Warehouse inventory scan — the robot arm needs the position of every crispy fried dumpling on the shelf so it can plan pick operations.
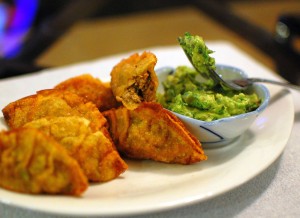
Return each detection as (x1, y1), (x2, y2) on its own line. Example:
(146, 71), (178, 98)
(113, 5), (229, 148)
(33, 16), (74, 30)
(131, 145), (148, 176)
(0, 128), (88, 195)
(2, 89), (128, 182)
(103, 102), (207, 164)
(24, 116), (128, 182)
(110, 52), (158, 110)
(55, 74), (119, 111)
(2, 89), (106, 131)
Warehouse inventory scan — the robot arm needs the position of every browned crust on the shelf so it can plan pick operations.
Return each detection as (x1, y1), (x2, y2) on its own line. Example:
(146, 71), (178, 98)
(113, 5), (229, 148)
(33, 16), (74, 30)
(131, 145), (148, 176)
(0, 128), (88, 196)
(2, 89), (107, 130)
(2, 89), (128, 182)
(104, 102), (207, 164)
(55, 74), (119, 111)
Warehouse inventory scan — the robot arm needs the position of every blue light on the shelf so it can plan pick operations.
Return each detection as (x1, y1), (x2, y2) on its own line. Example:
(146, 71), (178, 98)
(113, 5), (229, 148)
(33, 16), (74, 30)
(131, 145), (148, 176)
(0, 0), (39, 58)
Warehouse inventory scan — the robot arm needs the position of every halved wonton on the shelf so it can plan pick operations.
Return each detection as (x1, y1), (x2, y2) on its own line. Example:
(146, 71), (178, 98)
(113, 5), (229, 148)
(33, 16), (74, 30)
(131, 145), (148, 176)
(0, 128), (88, 195)
(110, 52), (158, 110)
(103, 102), (207, 164)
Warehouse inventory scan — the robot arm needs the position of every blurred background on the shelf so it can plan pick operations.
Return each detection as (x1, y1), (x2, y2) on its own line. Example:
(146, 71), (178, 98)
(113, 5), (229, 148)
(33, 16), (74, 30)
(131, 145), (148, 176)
(0, 0), (299, 85)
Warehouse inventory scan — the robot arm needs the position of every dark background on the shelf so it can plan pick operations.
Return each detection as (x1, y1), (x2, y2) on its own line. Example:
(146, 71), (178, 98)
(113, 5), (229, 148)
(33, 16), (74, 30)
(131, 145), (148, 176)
(0, 0), (299, 85)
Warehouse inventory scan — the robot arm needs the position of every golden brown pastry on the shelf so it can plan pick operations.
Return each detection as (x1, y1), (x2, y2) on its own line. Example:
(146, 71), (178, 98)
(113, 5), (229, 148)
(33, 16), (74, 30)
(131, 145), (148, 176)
(0, 128), (88, 196)
(2, 89), (128, 182)
(24, 116), (128, 182)
(110, 52), (158, 110)
(55, 74), (119, 111)
(103, 102), (207, 164)
(2, 89), (107, 131)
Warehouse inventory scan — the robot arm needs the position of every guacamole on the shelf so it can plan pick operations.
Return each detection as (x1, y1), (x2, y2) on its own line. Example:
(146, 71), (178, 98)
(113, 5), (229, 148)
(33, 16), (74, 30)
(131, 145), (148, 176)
(178, 32), (216, 85)
(158, 66), (261, 122)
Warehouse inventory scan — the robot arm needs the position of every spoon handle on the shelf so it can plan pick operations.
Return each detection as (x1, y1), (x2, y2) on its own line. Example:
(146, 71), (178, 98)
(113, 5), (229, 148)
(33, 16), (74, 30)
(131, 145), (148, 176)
(246, 78), (300, 91)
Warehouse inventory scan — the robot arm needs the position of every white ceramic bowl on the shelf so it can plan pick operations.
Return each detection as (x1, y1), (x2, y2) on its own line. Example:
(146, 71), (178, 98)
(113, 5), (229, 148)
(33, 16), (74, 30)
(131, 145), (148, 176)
(156, 65), (270, 147)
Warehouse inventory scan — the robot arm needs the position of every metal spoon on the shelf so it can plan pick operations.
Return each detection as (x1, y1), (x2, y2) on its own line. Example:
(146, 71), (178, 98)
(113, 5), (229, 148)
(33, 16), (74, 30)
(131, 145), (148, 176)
(182, 48), (300, 91)
(207, 67), (300, 91)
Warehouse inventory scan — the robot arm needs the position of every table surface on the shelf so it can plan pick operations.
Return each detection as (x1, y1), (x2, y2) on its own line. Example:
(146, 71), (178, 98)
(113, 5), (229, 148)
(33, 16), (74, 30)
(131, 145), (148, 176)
(1, 1), (300, 217)
(36, 3), (278, 69)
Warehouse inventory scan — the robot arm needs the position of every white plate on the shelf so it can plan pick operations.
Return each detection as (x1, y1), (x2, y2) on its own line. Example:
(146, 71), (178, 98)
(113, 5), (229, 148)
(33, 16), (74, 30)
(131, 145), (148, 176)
(0, 43), (294, 217)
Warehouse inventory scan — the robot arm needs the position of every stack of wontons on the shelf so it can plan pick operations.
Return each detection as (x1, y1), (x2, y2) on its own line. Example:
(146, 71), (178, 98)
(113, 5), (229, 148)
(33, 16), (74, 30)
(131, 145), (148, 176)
(0, 51), (207, 196)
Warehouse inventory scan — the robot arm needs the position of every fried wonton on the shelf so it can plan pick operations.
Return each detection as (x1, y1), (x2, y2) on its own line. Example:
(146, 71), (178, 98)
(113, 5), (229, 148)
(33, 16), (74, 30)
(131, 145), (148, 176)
(55, 74), (119, 111)
(103, 102), (207, 164)
(24, 116), (128, 182)
(0, 128), (88, 195)
(2, 89), (106, 130)
(2, 89), (128, 182)
(110, 51), (158, 110)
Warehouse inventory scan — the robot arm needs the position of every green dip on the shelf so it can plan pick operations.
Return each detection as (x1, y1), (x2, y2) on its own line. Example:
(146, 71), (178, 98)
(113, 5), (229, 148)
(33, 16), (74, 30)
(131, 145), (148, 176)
(157, 33), (261, 121)
(178, 32), (216, 86)
(157, 66), (261, 122)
